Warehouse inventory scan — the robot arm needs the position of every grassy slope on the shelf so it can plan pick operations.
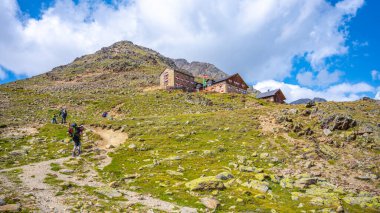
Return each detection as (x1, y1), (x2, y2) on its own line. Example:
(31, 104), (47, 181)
(0, 41), (379, 212)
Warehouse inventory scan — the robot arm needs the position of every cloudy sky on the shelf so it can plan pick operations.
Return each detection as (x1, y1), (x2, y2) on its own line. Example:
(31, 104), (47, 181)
(0, 0), (379, 102)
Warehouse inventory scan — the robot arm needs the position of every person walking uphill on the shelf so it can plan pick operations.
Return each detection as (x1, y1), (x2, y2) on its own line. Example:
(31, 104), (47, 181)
(60, 108), (68, 124)
(68, 123), (84, 157)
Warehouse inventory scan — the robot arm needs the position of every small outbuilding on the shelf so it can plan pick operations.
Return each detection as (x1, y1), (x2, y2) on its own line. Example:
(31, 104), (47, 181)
(256, 89), (286, 103)
(160, 68), (195, 92)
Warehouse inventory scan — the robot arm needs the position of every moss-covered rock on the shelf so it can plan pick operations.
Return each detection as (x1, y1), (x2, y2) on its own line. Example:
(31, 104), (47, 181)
(242, 180), (269, 193)
(280, 177), (294, 189)
(185, 176), (225, 191)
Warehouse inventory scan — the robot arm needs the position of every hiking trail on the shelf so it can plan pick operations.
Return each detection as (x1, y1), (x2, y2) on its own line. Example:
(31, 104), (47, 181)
(0, 127), (197, 213)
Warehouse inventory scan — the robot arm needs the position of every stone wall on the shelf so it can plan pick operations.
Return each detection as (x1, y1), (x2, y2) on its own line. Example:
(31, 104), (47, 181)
(160, 68), (195, 91)
(160, 69), (175, 89)
(204, 82), (227, 93)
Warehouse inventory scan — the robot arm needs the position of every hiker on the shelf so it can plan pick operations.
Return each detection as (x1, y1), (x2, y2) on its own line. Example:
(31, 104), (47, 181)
(51, 114), (58, 124)
(68, 123), (84, 157)
(102, 112), (108, 118)
(60, 108), (68, 124)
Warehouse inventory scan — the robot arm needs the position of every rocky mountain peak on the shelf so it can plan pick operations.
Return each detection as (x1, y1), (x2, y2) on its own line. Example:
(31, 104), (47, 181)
(173, 58), (228, 80)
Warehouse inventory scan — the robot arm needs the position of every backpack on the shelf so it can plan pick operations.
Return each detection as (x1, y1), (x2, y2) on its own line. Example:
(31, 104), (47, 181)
(68, 126), (81, 138)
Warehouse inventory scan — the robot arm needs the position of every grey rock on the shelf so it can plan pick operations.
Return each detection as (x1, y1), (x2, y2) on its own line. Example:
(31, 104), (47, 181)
(128, 143), (137, 149)
(95, 187), (122, 198)
(60, 169), (74, 174)
(200, 197), (220, 209)
(323, 129), (332, 136)
(0, 203), (21, 212)
(180, 207), (197, 213)
(216, 172), (234, 180)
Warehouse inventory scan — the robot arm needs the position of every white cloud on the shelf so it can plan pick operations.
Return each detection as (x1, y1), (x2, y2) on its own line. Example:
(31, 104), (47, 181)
(296, 69), (344, 86)
(0, 67), (7, 80)
(375, 88), (380, 100)
(253, 80), (375, 102)
(371, 69), (380, 80)
(0, 0), (364, 82)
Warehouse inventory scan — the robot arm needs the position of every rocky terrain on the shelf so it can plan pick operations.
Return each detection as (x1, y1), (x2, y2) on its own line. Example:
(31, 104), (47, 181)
(290, 98), (327, 105)
(0, 41), (379, 212)
(173, 59), (228, 80)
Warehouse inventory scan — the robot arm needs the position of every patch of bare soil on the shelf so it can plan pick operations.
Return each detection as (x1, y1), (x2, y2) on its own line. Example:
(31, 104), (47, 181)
(0, 156), (197, 212)
(89, 127), (128, 149)
(0, 125), (40, 138)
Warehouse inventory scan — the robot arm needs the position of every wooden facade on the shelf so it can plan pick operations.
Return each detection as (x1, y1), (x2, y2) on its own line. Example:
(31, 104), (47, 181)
(160, 68), (195, 92)
(204, 73), (248, 94)
(256, 89), (286, 103)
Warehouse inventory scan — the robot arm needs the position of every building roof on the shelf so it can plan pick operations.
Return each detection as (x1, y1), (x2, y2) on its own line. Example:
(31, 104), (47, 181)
(160, 68), (194, 77)
(213, 73), (248, 88)
(256, 89), (281, 98)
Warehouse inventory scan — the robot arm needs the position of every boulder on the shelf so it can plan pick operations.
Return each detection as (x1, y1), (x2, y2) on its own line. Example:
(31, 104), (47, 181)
(9, 150), (25, 156)
(288, 109), (298, 114)
(280, 177), (294, 189)
(128, 143), (137, 149)
(60, 169), (74, 174)
(180, 207), (198, 213)
(215, 172), (234, 180)
(323, 129), (332, 136)
(242, 180), (269, 193)
(294, 177), (318, 189)
(123, 173), (140, 179)
(200, 197), (220, 209)
(166, 170), (183, 176)
(255, 173), (269, 181)
(305, 101), (316, 108)
(321, 115), (356, 131)
(185, 176), (225, 191)
(239, 166), (262, 173)
(310, 197), (324, 206)
(254, 194), (266, 199)
(0, 203), (21, 212)
(318, 144), (338, 159)
(95, 187), (122, 198)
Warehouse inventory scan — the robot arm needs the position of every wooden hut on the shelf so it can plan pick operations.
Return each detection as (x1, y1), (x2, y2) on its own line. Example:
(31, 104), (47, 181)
(204, 73), (248, 94)
(256, 89), (286, 103)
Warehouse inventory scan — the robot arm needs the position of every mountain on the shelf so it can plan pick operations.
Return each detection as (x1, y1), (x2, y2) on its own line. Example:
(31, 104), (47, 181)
(28, 41), (177, 91)
(0, 41), (379, 212)
(290, 97), (327, 105)
(173, 58), (228, 80)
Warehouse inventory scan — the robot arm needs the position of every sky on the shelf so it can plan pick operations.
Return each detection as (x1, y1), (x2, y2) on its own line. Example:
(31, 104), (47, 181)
(0, 0), (379, 102)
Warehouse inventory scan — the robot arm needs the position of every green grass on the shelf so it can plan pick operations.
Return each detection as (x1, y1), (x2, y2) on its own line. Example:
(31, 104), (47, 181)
(1, 78), (379, 212)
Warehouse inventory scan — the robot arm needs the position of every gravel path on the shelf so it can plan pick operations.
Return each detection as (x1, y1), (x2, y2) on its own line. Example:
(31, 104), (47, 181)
(0, 127), (197, 213)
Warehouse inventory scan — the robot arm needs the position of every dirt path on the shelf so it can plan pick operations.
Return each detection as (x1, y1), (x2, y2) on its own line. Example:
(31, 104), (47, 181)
(89, 127), (128, 149)
(0, 128), (197, 213)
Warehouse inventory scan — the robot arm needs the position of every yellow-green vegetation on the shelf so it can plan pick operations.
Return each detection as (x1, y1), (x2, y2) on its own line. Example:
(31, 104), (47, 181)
(0, 124), (71, 168)
(0, 41), (379, 212)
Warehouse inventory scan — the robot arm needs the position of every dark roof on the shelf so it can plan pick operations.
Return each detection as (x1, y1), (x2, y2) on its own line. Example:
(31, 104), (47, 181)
(256, 89), (280, 98)
(160, 68), (194, 77)
(176, 69), (194, 77)
(213, 73), (237, 84)
(213, 73), (248, 88)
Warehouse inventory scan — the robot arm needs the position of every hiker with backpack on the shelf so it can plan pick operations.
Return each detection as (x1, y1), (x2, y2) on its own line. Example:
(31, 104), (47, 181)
(60, 108), (68, 124)
(68, 123), (84, 157)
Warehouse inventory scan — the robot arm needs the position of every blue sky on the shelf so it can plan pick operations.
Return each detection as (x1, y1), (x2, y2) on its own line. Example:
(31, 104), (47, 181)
(0, 0), (379, 101)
